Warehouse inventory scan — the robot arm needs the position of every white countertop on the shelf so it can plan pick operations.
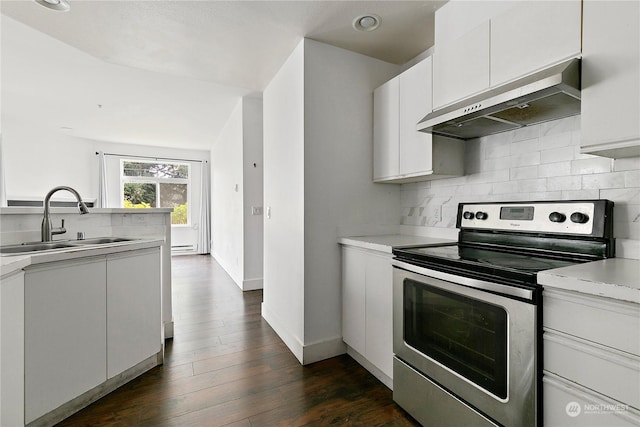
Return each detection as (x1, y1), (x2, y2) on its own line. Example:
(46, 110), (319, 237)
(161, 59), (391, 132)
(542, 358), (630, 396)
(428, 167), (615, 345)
(0, 238), (164, 278)
(538, 258), (640, 304)
(338, 234), (456, 254)
(0, 207), (173, 215)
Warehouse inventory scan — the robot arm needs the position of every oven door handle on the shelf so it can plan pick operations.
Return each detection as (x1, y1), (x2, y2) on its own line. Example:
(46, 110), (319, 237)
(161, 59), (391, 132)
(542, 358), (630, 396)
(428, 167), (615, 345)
(392, 260), (535, 301)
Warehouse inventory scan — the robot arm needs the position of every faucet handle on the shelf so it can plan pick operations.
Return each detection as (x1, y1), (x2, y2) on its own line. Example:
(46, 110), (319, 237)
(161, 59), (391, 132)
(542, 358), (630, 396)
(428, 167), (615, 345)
(51, 219), (67, 236)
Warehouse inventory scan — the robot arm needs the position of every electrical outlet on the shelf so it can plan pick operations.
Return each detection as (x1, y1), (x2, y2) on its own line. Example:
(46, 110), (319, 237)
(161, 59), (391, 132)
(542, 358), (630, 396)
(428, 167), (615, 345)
(251, 206), (263, 215)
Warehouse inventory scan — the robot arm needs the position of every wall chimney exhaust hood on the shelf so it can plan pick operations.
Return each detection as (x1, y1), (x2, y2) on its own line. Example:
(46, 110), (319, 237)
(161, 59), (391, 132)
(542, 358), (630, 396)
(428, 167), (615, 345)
(418, 58), (581, 140)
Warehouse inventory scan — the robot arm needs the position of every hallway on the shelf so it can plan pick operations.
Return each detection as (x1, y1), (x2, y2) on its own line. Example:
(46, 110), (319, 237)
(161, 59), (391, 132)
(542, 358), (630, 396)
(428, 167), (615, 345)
(57, 255), (418, 426)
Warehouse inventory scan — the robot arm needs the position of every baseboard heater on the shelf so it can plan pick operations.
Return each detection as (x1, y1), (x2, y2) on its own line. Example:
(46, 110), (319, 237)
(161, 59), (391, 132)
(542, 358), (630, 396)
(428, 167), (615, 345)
(171, 245), (196, 253)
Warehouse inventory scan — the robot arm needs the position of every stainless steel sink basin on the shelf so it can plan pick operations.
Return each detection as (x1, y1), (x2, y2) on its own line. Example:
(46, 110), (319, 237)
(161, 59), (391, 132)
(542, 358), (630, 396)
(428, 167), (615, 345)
(0, 242), (76, 255)
(0, 237), (138, 256)
(70, 237), (135, 245)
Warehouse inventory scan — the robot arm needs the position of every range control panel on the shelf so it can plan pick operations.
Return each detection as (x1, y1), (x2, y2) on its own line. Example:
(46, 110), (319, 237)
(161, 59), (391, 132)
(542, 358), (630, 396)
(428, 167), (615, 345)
(458, 201), (601, 235)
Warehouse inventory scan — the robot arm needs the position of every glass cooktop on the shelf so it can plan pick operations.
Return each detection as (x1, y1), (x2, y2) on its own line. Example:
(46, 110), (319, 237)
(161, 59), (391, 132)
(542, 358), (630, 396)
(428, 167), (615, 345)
(393, 244), (584, 287)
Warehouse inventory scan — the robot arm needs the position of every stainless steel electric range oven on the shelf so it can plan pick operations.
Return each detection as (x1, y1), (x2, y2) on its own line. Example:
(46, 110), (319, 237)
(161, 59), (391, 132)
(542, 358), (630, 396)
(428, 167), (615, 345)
(392, 200), (615, 427)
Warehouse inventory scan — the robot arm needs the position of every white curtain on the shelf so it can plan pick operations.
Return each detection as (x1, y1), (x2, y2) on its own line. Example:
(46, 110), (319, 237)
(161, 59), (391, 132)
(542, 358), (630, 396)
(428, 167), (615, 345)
(97, 151), (109, 208)
(0, 133), (7, 207)
(196, 160), (211, 254)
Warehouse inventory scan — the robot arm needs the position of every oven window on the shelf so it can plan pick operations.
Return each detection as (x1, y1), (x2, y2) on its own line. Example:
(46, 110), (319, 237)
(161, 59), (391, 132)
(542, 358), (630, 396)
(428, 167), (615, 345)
(403, 279), (508, 398)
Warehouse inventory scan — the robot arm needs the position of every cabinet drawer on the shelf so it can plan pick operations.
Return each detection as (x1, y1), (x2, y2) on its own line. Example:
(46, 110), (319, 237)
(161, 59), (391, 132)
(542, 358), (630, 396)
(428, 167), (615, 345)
(543, 372), (640, 427)
(544, 330), (640, 409)
(543, 288), (640, 356)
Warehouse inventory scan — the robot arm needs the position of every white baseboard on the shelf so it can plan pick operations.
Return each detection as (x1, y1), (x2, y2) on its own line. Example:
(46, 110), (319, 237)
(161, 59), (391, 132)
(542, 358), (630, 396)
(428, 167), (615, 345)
(261, 303), (345, 365)
(164, 320), (174, 339)
(27, 352), (161, 427)
(261, 302), (304, 363)
(302, 336), (346, 365)
(210, 253), (243, 289)
(346, 345), (393, 390)
(242, 277), (263, 291)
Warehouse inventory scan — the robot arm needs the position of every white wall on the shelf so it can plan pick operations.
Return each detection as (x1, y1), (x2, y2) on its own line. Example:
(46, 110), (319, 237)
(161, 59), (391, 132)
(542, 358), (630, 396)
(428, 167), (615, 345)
(241, 98), (264, 287)
(262, 41), (306, 361)
(211, 100), (245, 285)
(302, 40), (400, 348)
(262, 39), (400, 364)
(210, 97), (264, 290)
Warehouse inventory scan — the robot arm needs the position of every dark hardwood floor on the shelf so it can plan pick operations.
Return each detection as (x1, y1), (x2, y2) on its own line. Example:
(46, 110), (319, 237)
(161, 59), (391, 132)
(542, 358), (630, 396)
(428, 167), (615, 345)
(56, 255), (419, 426)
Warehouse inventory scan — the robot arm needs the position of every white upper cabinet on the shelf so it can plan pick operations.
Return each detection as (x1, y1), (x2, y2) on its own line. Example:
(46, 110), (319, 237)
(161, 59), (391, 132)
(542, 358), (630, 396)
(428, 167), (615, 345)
(432, 0), (581, 109)
(490, 0), (582, 87)
(399, 57), (433, 175)
(374, 57), (464, 183)
(580, 0), (640, 158)
(433, 22), (490, 110)
(373, 77), (400, 180)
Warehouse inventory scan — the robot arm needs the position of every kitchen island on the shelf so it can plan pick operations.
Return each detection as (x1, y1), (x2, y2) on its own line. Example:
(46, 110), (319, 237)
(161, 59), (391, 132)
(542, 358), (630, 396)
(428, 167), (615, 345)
(1, 239), (163, 427)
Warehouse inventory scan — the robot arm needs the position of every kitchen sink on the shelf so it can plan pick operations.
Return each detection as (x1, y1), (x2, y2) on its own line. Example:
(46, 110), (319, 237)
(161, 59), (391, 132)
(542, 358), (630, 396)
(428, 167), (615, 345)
(0, 237), (138, 256)
(0, 242), (76, 255)
(70, 237), (135, 245)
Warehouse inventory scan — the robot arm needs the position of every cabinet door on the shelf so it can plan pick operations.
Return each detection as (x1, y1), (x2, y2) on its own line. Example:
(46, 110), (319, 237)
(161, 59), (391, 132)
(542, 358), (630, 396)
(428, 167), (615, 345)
(490, 0), (582, 87)
(399, 57), (433, 176)
(433, 21), (490, 109)
(581, 0), (640, 158)
(373, 77), (400, 181)
(107, 248), (162, 378)
(24, 258), (107, 423)
(364, 252), (393, 378)
(1, 271), (24, 427)
(341, 246), (366, 355)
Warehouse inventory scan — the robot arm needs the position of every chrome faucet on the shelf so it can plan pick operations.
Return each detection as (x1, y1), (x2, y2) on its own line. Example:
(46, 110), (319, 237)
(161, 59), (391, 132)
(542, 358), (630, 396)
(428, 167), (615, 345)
(42, 186), (90, 242)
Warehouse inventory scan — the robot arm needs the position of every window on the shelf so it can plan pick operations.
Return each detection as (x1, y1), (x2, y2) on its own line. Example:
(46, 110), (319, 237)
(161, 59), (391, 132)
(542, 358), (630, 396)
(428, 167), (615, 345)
(121, 160), (190, 225)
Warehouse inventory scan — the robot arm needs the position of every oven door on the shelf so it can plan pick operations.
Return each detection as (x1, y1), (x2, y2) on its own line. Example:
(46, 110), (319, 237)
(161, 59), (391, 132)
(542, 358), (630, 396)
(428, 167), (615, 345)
(392, 260), (538, 427)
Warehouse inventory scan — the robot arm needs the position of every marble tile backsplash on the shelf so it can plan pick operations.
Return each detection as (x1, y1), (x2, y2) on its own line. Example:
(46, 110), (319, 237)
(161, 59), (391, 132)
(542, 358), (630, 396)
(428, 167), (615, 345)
(401, 116), (640, 245)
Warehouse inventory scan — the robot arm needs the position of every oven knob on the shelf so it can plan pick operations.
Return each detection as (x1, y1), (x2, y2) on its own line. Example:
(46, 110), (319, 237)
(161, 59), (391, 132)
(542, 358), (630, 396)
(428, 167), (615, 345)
(548, 212), (566, 223)
(475, 211), (488, 220)
(570, 212), (589, 224)
(463, 211), (475, 220)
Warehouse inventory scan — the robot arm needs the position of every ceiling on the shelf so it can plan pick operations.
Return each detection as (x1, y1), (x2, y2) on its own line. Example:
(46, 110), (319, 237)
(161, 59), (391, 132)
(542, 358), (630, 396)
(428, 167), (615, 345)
(1, 0), (444, 150)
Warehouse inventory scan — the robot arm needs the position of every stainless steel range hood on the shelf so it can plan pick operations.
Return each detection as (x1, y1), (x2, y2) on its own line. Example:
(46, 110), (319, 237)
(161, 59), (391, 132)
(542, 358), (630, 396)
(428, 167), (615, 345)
(418, 58), (581, 140)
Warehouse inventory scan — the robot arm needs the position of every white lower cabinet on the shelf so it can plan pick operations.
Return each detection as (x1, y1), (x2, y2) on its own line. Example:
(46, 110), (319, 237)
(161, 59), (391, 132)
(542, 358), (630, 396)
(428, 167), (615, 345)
(22, 246), (162, 425)
(342, 247), (367, 356)
(1, 270), (25, 427)
(24, 257), (107, 424)
(341, 245), (393, 385)
(543, 288), (640, 426)
(107, 250), (162, 378)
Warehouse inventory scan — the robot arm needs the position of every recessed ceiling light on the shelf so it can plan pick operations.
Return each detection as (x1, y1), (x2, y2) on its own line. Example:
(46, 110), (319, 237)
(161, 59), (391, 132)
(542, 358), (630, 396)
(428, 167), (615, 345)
(34, 0), (70, 12)
(353, 14), (381, 32)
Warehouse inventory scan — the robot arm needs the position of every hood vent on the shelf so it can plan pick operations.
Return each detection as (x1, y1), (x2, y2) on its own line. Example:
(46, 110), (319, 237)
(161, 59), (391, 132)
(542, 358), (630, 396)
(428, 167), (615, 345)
(418, 58), (581, 140)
